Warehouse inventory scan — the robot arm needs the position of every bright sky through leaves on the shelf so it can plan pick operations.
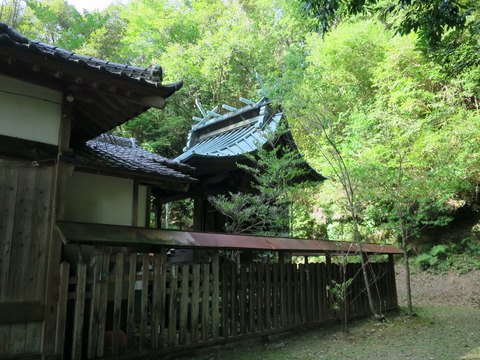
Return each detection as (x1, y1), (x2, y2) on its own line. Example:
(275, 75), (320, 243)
(67, 0), (126, 11)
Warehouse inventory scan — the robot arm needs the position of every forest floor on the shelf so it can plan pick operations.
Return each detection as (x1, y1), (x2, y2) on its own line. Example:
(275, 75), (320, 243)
(175, 267), (480, 360)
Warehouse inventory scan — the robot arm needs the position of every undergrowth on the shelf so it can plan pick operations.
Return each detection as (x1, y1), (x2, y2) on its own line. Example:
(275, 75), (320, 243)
(412, 236), (480, 274)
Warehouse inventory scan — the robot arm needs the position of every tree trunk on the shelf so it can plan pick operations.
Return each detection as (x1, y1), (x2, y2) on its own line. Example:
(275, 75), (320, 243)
(401, 228), (414, 316)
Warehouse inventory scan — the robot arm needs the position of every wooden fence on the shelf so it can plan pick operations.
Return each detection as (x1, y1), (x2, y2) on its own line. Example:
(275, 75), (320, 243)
(56, 247), (398, 359)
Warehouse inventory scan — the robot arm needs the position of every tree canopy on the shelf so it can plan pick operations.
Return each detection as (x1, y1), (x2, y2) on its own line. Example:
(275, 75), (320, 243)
(2, 0), (479, 263)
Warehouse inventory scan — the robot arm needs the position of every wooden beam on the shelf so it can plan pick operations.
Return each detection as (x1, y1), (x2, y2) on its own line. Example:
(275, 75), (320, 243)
(0, 302), (45, 325)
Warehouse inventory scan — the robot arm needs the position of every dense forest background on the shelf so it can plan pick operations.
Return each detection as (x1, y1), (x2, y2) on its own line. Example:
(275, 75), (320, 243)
(2, 0), (479, 270)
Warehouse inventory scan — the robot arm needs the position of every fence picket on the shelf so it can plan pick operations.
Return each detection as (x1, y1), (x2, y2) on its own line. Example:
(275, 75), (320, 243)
(59, 249), (398, 360)
(179, 264), (189, 345)
(126, 253), (136, 352)
(112, 252), (124, 354)
(72, 263), (87, 360)
(55, 262), (69, 358)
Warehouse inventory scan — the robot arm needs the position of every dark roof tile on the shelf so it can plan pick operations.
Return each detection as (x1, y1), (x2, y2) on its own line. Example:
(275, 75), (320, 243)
(62, 134), (196, 183)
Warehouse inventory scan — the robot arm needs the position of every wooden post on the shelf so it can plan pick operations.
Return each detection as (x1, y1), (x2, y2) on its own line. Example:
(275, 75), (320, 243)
(272, 264), (279, 329)
(211, 251), (220, 340)
(168, 264), (178, 347)
(96, 250), (111, 358)
(72, 263), (87, 360)
(179, 264), (190, 345)
(54, 262), (70, 358)
(126, 253), (137, 352)
(88, 250), (104, 358)
(139, 254), (149, 350)
(265, 264), (271, 331)
(388, 254), (398, 308)
(239, 265), (247, 334)
(112, 253), (124, 354)
(201, 263), (210, 341)
(42, 95), (72, 357)
(193, 197), (205, 232)
(191, 263), (201, 343)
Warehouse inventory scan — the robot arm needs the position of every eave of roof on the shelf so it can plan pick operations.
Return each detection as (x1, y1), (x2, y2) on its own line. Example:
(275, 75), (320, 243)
(61, 135), (196, 183)
(57, 220), (404, 255)
(176, 99), (325, 182)
(0, 22), (183, 143)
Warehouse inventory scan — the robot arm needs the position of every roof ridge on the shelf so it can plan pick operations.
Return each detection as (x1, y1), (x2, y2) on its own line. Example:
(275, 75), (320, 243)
(0, 21), (170, 85)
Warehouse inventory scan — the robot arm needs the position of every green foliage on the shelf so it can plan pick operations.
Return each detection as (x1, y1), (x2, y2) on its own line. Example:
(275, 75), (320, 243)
(23, 0), (109, 51)
(274, 15), (480, 251)
(327, 277), (353, 311)
(0, 0), (24, 28)
(413, 238), (480, 273)
(163, 199), (194, 230)
(299, 0), (475, 46)
(209, 125), (319, 236)
(10, 0), (480, 260)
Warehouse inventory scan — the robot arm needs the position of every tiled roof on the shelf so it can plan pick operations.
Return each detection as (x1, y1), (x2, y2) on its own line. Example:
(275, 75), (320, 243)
(175, 98), (325, 181)
(0, 22), (181, 93)
(0, 22), (183, 143)
(61, 134), (196, 183)
(176, 115), (281, 162)
(175, 100), (280, 162)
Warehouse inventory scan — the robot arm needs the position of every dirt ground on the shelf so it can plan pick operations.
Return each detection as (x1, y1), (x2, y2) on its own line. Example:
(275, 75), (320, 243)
(395, 266), (480, 308)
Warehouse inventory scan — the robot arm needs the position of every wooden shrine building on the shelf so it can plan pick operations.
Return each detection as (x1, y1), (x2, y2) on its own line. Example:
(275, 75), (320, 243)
(0, 22), (403, 360)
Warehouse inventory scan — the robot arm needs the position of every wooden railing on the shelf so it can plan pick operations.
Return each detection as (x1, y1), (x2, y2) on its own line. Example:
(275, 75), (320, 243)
(56, 248), (397, 359)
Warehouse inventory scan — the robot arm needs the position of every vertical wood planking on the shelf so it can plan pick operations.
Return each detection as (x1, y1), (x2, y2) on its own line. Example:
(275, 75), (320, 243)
(126, 253), (137, 352)
(72, 263), (87, 360)
(256, 265), (264, 332)
(230, 263), (237, 337)
(10, 166), (35, 301)
(179, 264), (190, 345)
(112, 252), (124, 354)
(305, 264), (312, 322)
(168, 264), (178, 347)
(279, 260), (288, 327)
(8, 323), (27, 355)
(0, 165), (18, 301)
(388, 255), (398, 309)
(211, 252), (220, 340)
(287, 264), (294, 326)
(239, 266), (247, 335)
(191, 263), (200, 343)
(300, 264), (307, 324)
(139, 254), (150, 350)
(55, 262), (70, 358)
(27, 166), (52, 300)
(159, 250), (168, 349)
(96, 250), (111, 357)
(87, 252), (104, 358)
(201, 263), (210, 342)
(24, 322), (42, 353)
(248, 264), (255, 333)
(151, 253), (162, 349)
(221, 263), (228, 337)
(272, 264), (279, 329)
(265, 265), (271, 331)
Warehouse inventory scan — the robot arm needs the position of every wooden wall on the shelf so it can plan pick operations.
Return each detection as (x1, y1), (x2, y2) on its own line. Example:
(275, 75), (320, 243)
(0, 162), (55, 357)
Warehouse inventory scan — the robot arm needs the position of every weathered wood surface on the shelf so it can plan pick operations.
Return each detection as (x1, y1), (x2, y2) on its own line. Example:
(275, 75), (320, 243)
(0, 163), (55, 357)
(57, 250), (398, 360)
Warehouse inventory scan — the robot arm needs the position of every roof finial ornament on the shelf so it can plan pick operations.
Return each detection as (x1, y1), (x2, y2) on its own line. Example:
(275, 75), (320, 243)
(238, 72), (269, 107)
(192, 99), (221, 129)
